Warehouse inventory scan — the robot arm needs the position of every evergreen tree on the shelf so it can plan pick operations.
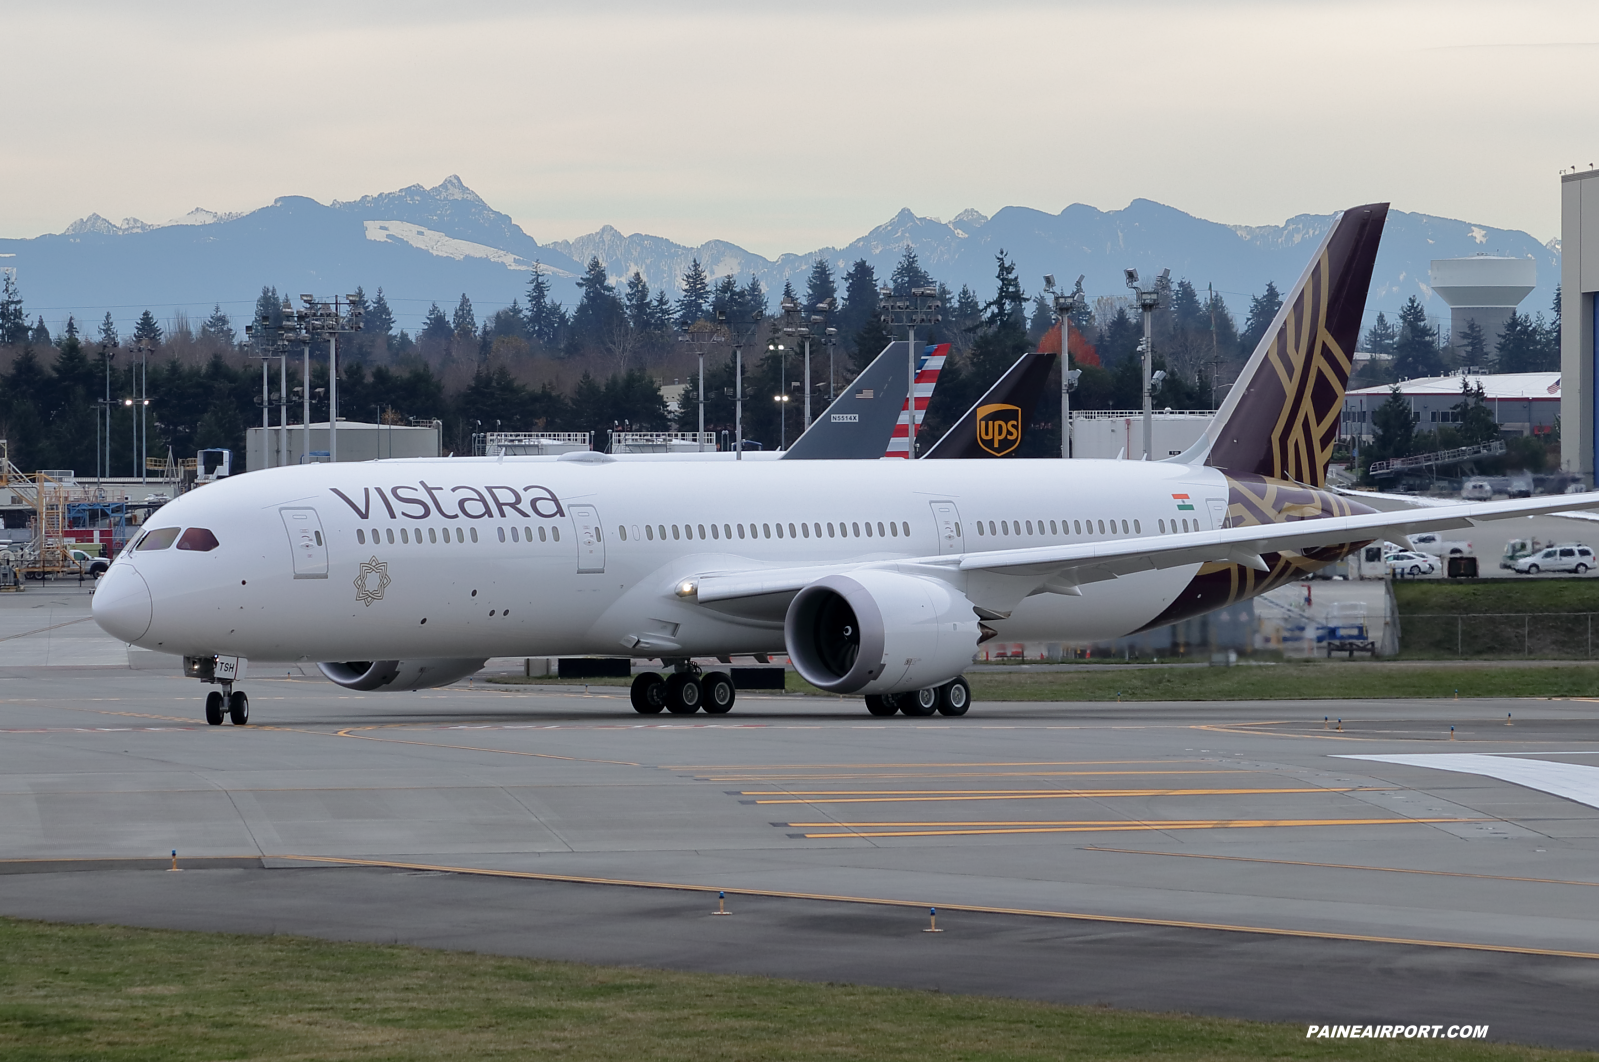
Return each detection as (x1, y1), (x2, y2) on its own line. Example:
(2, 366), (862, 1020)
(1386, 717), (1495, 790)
(1369, 386), (1415, 465)
(1239, 281), (1282, 355)
(420, 303), (452, 344)
(30, 317), (50, 346)
(132, 309), (162, 345)
(524, 263), (565, 345)
(852, 316), (893, 371)
(805, 257), (836, 311)
(1363, 311), (1396, 355)
(62, 315), (79, 343)
(570, 257), (623, 345)
(710, 275), (740, 321)
(1097, 307), (1141, 368)
(780, 279), (798, 307)
(836, 259), (879, 355)
(624, 271), (654, 331)
(0, 271), (26, 345)
(1203, 288), (1239, 360)
(950, 285), (983, 335)
(1171, 279), (1204, 329)
(741, 276), (767, 320)
(200, 304), (234, 345)
(982, 251), (1026, 330)
(452, 293), (477, 339)
(1495, 310), (1554, 373)
(366, 288), (395, 339)
(889, 246), (932, 295)
(1458, 318), (1488, 368)
(1393, 296), (1443, 378)
(98, 311), (119, 348)
(648, 291), (674, 332)
(1452, 378), (1499, 445)
(252, 286), (283, 340)
(675, 258), (712, 327)
(1027, 293), (1054, 345)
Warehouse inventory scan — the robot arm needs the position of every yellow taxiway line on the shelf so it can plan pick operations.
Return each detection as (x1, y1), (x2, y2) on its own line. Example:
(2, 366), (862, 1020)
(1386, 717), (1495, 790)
(274, 853), (1599, 963)
(791, 817), (1480, 838)
(744, 786), (1391, 804)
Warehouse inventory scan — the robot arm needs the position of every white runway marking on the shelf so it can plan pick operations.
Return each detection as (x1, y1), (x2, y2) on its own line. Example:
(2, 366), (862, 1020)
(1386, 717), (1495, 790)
(1342, 753), (1599, 811)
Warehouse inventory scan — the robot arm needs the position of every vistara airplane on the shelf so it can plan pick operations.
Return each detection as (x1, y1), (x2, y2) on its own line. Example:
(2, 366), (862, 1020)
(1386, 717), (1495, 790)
(91, 202), (1599, 725)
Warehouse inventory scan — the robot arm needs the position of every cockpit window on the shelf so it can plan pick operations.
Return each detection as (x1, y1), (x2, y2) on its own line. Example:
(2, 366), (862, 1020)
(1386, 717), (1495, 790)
(135, 527), (181, 551)
(176, 527), (220, 552)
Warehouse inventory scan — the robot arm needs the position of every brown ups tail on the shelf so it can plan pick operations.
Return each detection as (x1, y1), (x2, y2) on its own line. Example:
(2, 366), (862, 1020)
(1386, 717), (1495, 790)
(1194, 203), (1388, 487)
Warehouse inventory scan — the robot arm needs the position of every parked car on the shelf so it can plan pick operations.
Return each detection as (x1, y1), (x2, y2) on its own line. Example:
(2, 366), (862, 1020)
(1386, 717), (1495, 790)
(1407, 531), (1472, 557)
(1461, 478), (1493, 501)
(1385, 551), (1437, 577)
(1513, 544), (1595, 575)
(68, 548), (109, 578)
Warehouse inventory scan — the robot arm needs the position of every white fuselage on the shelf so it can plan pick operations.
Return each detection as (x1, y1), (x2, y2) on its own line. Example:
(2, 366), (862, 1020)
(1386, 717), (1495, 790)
(97, 456), (1237, 662)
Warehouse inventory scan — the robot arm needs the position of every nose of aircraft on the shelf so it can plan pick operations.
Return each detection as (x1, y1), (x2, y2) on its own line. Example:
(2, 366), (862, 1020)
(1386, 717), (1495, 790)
(93, 563), (153, 642)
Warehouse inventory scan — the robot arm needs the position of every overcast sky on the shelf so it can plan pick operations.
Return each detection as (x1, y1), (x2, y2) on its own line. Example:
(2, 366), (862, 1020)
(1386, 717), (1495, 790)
(3, 0), (1594, 254)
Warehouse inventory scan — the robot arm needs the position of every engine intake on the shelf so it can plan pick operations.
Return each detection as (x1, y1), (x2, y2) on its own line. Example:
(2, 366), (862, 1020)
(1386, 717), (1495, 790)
(785, 572), (979, 695)
(317, 658), (488, 692)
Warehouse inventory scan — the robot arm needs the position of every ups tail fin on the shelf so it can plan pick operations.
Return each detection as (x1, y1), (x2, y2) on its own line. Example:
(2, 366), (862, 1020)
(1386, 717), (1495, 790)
(923, 346), (1056, 459)
(1192, 202), (1387, 486)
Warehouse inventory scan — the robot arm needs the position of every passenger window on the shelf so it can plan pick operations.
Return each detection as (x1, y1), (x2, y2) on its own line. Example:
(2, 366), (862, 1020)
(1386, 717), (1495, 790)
(357, 529), (366, 545)
(1050, 521), (1058, 535)
(1182, 519), (1189, 533)
(1025, 520), (1033, 535)
(776, 523), (785, 539)
(511, 527), (519, 542)
(976, 521), (985, 536)
(618, 526), (626, 542)
(1122, 520), (1130, 534)
(1159, 519), (1166, 534)
(470, 527), (479, 543)
(801, 523), (810, 538)
(852, 522), (860, 537)
(888, 521), (896, 537)
(176, 527), (219, 551)
(314, 530), (323, 546)
(656, 525), (665, 541)
(400, 528), (409, 544)
(813, 523), (821, 538)
(371, 527), (378, 542)
(736, 524), (745, 539)
(1133, 520), (1141, 534)
(697, 524), (705, 539)
(552, 527), (560, 542)
(1073, 520), (1081, 534)
(539, 526), (548, 542)
(827, 523), (835, 538)
(596, 526), (603, 541)
(496, 527), (505, 543)
(1097, 520), (1106, 534)
(789, 523), (798, 538)
(672, 525), (680, 540)
(646, 525), (654, 541)
(429, 528), (439, 544)
(525, 526), (533, 541)
(386, 528), (396, 544)
(763, 523), (772, 539)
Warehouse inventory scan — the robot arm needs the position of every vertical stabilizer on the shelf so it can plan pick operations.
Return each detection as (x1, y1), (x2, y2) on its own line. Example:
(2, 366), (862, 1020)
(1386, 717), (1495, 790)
(922, 347), (1057, 459)
(884, 344), (948, 458)
(1193, 202), (1388, 486)
(782, 342), (916, 460)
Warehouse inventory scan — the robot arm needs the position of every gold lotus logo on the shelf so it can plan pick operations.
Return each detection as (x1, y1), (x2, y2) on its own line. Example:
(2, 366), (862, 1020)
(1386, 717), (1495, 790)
(975, 403), (1022, 456)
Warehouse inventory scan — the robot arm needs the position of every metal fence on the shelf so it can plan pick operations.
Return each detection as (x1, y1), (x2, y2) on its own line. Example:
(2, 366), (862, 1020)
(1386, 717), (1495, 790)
(1401, 612), (1599, 658)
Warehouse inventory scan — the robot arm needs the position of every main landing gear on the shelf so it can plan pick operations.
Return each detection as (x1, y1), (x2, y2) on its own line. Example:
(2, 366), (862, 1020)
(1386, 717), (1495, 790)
(631, 666), (735, 716)
(864, 676), (970, 718)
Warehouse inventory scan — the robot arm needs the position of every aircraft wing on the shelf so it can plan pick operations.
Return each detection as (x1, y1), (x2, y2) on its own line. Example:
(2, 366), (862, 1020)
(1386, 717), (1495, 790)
(691, 491), (1599, 606)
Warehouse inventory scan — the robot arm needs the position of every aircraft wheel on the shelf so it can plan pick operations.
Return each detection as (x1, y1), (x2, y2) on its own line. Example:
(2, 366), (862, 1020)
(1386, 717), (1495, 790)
(205, 691), (224, 726)
(901, 687), (938, 717)
(630, 672), (666, 714)
(228, 691), (250, 726)
(665, 673), (702, 714)
(864, 694), (898, 716)
(701, 672), (735, 714)
(937, 677), (971, 717)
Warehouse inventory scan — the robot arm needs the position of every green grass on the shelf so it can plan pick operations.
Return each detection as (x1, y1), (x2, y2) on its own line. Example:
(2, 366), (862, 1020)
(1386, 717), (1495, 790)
(0, 917), (1588, 1061)
(1394, 580), (1599, 659)
(954, 664), (1599, 702)
(1394, 579), (1599, 615)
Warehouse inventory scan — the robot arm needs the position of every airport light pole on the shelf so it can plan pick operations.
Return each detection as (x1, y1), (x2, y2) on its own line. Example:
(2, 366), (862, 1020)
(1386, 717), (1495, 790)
(717, 308), (762, 460)
(130, 340), (154, 484)
(1045, 274), (1089, 459)
(878, 285), (942, 457)
(297, 294), (364, 463)
(1125, 267), (1169, 461)
(676, 320), (725, 451)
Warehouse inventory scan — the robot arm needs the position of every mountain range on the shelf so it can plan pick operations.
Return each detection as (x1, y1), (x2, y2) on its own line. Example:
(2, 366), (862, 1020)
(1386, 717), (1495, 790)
(0, 176), (1561, 340)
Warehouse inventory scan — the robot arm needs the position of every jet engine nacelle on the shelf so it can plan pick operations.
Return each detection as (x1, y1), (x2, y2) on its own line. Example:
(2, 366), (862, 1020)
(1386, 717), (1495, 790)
(785, 571), (980, 695)
(317, 658), (488, 692)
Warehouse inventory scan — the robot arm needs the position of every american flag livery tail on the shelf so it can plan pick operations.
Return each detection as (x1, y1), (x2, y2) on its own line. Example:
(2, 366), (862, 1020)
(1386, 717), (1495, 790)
(883, 344), (949, 458)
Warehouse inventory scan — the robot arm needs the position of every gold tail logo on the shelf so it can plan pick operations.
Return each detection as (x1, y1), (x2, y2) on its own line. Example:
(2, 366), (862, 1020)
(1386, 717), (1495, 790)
(975, 404), (1022, 456)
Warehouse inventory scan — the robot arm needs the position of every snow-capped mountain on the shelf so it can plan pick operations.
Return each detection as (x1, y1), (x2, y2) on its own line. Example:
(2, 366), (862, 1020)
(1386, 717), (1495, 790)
(1, 177), (1560, 337)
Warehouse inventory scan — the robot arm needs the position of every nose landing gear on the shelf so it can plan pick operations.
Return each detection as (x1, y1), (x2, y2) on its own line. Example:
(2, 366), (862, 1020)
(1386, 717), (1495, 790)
(186, 655), (251, 727)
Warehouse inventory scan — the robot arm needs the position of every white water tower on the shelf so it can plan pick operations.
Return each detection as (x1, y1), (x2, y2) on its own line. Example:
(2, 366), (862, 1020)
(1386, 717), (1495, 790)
(1429, 255), (1536, 350)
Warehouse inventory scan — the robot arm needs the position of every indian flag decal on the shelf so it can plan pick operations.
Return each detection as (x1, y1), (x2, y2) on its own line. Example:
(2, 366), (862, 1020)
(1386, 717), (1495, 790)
(1172, 493), (1195, 511)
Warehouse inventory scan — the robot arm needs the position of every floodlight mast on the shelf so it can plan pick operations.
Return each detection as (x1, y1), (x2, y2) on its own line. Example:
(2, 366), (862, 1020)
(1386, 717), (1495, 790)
(1046, 274), (1088, 458)
(676, 321), (725, 451)
(295, 294), (364, 462)
(878, 285), (942, 456)
(1124, 267), (1169, 460)
(717, 308), (762, 460)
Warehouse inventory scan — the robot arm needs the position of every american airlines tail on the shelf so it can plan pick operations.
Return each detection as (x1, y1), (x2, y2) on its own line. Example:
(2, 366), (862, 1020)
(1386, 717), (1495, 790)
(883, 344), (948, 458)
(1181, 202), (1389, 487)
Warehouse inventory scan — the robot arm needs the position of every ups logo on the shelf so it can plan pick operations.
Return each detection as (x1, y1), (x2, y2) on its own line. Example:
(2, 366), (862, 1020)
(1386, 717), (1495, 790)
(975, 403), (1023, 456)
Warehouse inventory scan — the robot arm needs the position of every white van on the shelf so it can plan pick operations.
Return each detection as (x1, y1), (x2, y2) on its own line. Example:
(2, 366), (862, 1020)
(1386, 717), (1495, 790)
(1461, 479), (1493, 501)
(1513, 544), (1595, 575)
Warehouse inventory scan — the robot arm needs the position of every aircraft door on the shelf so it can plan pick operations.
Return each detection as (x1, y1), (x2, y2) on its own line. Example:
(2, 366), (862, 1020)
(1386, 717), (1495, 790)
(1206, 498), (1229, 530)
(570, 504), (605, 573)
(929, 500), (965, 556)
(280, 507), (328, 579)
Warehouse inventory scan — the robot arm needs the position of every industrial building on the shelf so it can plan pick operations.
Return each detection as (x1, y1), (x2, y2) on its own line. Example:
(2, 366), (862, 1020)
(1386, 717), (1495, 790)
(245, 420), (441, 471)
(1429, 255), (1536, 348)
(1563, 170), (1599, 486)
(1066, 409), (1213, 460)
(1342, 372), (1560, 441)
